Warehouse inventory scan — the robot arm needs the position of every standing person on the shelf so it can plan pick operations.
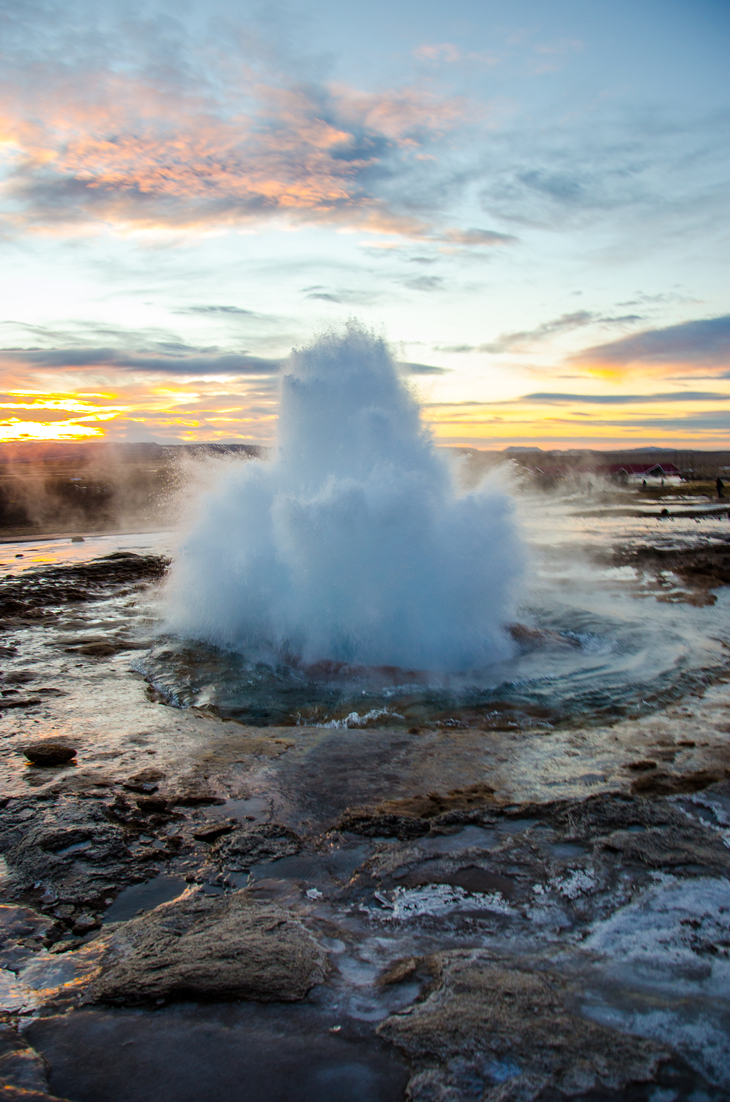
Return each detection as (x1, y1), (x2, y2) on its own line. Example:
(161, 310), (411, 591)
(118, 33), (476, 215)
(717, 476), (725, 499)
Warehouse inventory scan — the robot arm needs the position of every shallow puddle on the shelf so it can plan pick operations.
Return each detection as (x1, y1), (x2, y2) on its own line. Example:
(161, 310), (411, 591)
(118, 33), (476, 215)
(26, 1004), (409, 1102)
(103, 876), (189, 924)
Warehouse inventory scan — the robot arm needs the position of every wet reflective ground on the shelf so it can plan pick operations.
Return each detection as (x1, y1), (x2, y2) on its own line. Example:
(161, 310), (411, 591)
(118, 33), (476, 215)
(1, 492), (729, 1100)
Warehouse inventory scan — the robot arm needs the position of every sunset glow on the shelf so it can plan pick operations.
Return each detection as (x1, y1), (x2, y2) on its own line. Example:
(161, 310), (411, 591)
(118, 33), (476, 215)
(1, 0), (728, 449)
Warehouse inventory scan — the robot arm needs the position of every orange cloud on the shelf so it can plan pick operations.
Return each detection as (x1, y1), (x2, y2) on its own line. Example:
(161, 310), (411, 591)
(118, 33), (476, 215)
(0, 68), (472, 235)
(570, 316), (730, 379)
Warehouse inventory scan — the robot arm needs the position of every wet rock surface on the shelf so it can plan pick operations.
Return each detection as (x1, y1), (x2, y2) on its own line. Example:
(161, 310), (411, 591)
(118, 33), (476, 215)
(0, 554), (168, 628)
(378, 951), (710, 1100)
(0, 796), (166, 916)
(1, 766), (730, 1099)
(88, 889), (326, 1005)
(609, 539), (730, 603)
(0, 1016), (75, 1100)
(1, 780), (729, 1100)
(210, 824), (301, 871)
(336, 784), (499, 839)
(1, 544), (730, 1100)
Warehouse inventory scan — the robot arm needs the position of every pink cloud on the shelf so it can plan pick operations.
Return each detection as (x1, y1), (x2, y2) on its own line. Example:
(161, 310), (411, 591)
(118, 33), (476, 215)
(0, 65), (472, 235)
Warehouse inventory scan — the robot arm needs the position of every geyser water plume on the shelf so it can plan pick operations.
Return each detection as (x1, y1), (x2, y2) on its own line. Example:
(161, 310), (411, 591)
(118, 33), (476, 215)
(164, 324), (522, 671)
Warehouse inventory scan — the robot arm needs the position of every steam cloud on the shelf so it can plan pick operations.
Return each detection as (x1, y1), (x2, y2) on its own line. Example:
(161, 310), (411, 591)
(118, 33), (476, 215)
(164, 324), (522, 671)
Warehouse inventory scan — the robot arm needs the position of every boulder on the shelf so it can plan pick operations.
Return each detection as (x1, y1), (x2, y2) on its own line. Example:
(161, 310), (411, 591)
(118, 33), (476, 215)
(88, 888), (326, 1005)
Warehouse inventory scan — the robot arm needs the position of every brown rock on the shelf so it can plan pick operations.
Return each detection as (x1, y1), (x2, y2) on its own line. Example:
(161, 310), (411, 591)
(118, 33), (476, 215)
(0, 1023), (61, 1099)
(134, 797), (168, 815)
(70, 642), (120, 657)
(378, 951), (697, 1100)
(165, 776), (222, 805)
(72, 913), (99, 933)
(88, 888), (326, 1005)
(21, 743), (76, 767)
(336, 782), (499, 838)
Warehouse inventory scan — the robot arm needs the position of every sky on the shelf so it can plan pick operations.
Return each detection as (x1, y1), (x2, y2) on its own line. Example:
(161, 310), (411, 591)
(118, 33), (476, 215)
(1, 0), (729, 450)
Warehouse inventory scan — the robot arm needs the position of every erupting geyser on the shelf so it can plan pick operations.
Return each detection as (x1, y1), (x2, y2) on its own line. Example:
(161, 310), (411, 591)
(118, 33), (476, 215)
(165, 324), (523, 671)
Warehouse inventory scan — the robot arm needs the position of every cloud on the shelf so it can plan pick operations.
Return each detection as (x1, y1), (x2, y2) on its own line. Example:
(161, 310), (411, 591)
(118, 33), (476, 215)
(545, 411), (730, 433)
(414, 44), (462, 64)
(438, 227), (517, 247)
(0, 406), (93, 423)
(476, 104), (730, 239)
(181, 306), (259, 317)
(438, 311), (642, 354)
(0, 347), (280, 376)
(300, 282), (384, 306)
(0, 5), (529, 250)
(413, 43), (498, 67)
(425, 390), (730, 410)
(518, 390), (730, 405)
(572, 315), (730, 371)
(0, 0), (726, 269)
(397, 361), (449, 375)
(403, 276), (444, 292)
(0, 11), (480, 243)
(0, 369), (282, 444)
(481, 310), (598, 352)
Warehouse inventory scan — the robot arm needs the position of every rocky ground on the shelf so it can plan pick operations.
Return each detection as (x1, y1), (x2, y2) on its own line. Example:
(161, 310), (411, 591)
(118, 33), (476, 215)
(0, 552), (729, 1101)
(608, 539), (730, 606)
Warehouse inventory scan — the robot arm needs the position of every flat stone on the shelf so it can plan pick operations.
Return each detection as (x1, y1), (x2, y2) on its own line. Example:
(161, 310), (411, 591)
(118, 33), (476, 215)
(88, 888), (326, 1005)
(134, 796), (168, 815)
(0, 906), (55, 945)
(335, 783), (499, 839)
(21, 744), (76, 767)
(72, 914), (98, 933)
(72, 642), (123, 657)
